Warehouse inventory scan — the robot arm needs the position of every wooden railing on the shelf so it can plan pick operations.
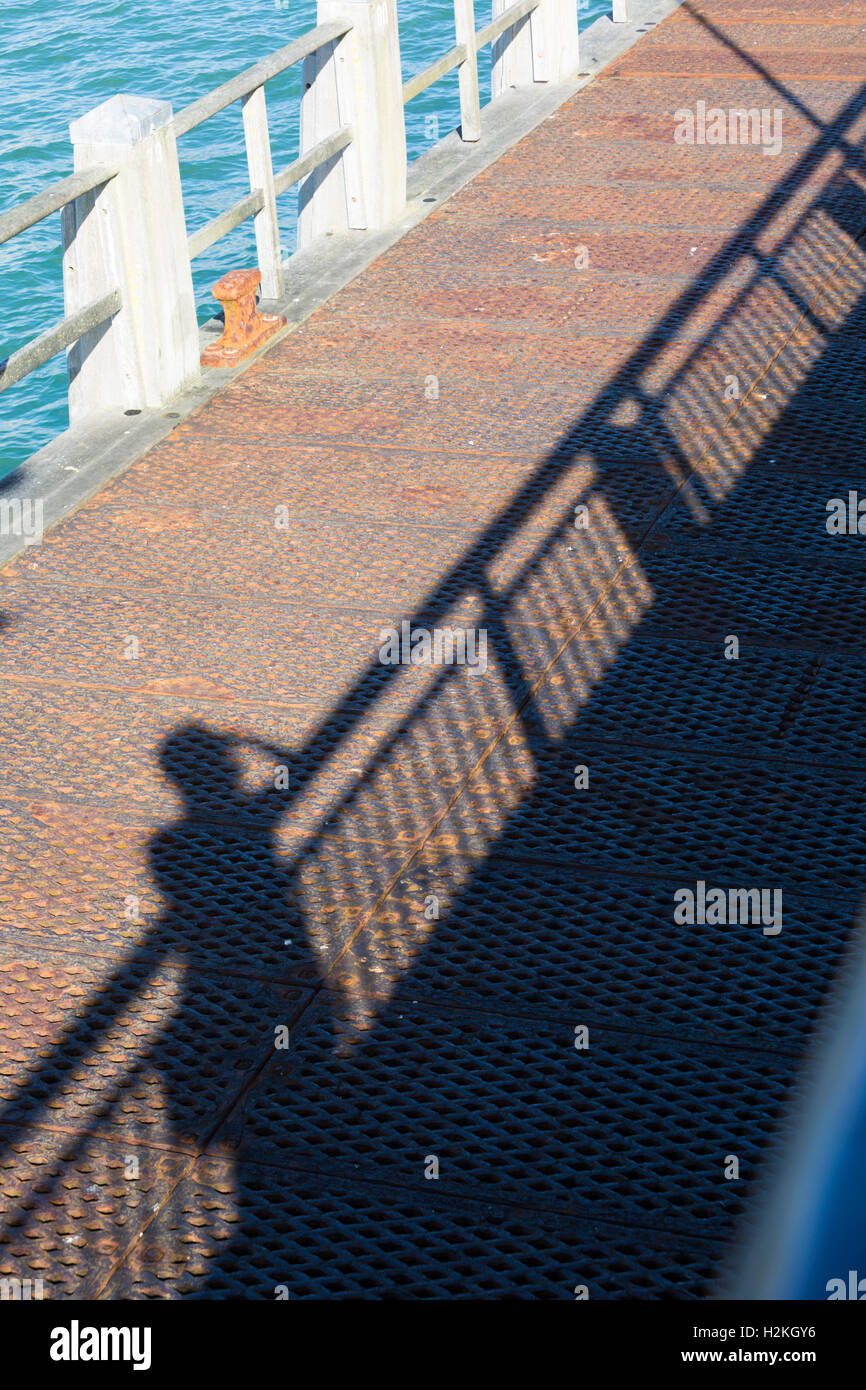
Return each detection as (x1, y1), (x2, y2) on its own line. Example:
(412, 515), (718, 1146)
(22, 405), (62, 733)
(0, 167), (121, 398)
(0, 1), (630, 434)
(173, 20), (354, 299)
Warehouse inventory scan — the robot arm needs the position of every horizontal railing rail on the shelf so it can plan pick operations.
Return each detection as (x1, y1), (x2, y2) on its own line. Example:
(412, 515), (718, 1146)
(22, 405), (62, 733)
(172, 20), (354, 137)
(402, 45), (469, 106)
(475, 0), (539, 51)
(186, 125), (353, 262)
(400, 0), (570, 145)
(273, 125), (354, 199)
(0, 165), (123, 403)
(188, 188), (265, 263)
(0, 165), (118, 249)
(0, 290), (121, 397)
(176, 19), (357, 295)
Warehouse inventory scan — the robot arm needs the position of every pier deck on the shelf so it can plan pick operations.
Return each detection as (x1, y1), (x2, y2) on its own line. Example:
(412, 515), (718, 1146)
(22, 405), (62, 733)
(3, 0), (866, 1298)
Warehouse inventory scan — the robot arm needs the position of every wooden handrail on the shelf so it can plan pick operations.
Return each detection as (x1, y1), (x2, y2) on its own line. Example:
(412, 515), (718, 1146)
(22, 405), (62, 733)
(0, 0), (562, 409)
(0, 166), (118, 249)
(173, 19), (354, 137)
(475, 0), (540, 52)
(0, 291), (121, 396)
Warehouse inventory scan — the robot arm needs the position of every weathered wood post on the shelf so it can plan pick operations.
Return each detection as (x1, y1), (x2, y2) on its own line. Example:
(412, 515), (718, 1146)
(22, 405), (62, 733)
(62, 95), (199, 421)
(242, 85), (284, 299)
(298, 0), (406, 249)
(454, 0), (482, 142)
(492, 0), (580, 98)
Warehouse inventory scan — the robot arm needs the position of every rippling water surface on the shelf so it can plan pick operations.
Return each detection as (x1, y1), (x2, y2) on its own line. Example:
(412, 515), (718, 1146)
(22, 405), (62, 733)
(0, 0), (608, 470)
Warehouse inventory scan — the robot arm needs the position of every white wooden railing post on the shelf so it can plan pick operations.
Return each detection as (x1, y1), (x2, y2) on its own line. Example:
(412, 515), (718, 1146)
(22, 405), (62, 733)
(612, 0), (630, 22)
(492, 0), (580, 98)
(298, 0), (406, 249)
(242, 85), (284, 299)
(62, 95), (199, 422)
(454, 0), (481, 141)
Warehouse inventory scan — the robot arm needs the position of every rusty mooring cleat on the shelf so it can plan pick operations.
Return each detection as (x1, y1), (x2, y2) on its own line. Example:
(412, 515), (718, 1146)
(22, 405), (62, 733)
(200, 267), (286, 368)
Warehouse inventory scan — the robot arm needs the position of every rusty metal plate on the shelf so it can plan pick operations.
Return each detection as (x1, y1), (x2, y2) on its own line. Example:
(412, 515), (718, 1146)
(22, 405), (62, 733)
(206, 318), (629, 388)
(0, 1125), (188, 1300)
(0, 591), (496, 708)
(0, 801), (409, 983)
(474, 144), (844, 193)
(612, 47), (866, 82)
(92, 443), (578, 529)
(208, 990), (795, 1242)
(330, 849), (855, 1051)
(102, 1154), (723, 1299)
(0, 945), (311, 1151)
(10, 514), (502, 611)
(632, 22), (866, 53)
(4, 465), (671, 607)
(665, 1), (862, 19)
(0, 675), (510, 830)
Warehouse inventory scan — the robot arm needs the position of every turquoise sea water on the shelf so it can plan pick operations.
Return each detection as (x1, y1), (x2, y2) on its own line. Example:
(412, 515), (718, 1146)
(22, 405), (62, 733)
(0, 0), (607, 472)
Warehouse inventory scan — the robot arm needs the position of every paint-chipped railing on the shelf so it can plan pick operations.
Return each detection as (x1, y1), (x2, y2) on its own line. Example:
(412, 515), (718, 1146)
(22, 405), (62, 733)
(0, 0), (628, 436)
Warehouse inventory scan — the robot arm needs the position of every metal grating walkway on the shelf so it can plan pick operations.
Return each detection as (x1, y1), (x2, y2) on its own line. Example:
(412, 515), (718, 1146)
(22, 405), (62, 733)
(3, 0), (866, 1298)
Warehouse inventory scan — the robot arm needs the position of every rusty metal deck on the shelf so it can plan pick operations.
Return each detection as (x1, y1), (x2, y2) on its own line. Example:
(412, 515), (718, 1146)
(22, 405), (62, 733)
(3, 0), (866, 1298)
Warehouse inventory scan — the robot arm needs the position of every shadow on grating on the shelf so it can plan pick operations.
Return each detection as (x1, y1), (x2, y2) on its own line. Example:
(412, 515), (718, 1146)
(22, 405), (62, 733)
(209, 991), (795, 1240)
(642, 551), (866, 648)
(102, 1156), (723, 1300)
(0, 1125), (188, 1299)
(330, 858), (856, 1051)
(423, 741), (866, 896)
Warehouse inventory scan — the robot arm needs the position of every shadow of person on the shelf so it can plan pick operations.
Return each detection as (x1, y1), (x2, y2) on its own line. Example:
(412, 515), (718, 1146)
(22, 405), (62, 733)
(0, 718), (326, 1283)
(127, 720), (330, 1166)
(149, 723), (297, 962)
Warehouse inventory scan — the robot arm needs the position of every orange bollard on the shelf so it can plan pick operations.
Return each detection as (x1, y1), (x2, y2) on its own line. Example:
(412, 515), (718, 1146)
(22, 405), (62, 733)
(200, 267), (286, 368)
